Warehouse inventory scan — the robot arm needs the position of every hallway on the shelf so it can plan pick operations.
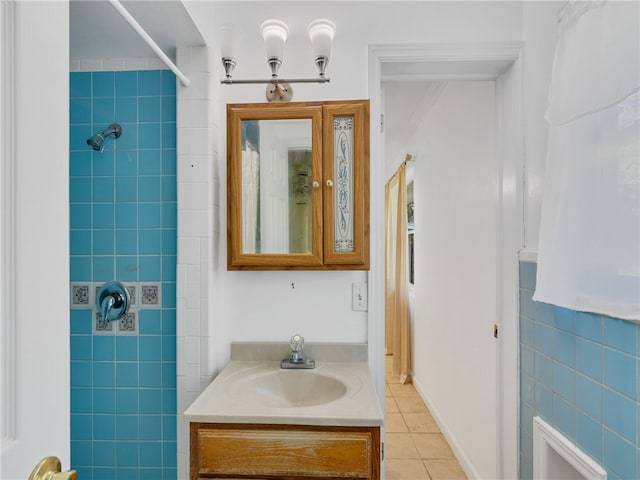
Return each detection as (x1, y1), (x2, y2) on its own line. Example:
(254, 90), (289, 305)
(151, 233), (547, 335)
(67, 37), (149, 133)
(385, 355), (467, 480)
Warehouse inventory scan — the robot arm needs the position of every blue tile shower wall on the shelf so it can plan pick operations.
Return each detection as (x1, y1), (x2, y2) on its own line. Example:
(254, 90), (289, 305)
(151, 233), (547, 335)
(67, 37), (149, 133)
(519, 262), (639, 480)
(70, 70), (177, 480)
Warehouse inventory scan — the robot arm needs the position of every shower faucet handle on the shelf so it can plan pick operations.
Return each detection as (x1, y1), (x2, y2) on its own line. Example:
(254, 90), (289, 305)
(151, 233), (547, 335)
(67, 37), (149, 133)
(96, 281), (130, 323)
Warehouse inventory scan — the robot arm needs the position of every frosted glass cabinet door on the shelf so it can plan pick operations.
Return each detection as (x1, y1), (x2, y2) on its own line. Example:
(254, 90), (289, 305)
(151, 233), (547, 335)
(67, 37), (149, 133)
(323, 101), (369, 268)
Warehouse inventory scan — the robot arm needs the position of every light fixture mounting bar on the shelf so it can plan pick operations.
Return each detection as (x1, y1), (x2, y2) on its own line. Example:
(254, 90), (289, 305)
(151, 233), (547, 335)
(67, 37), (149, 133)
(221, 77), (330, 85)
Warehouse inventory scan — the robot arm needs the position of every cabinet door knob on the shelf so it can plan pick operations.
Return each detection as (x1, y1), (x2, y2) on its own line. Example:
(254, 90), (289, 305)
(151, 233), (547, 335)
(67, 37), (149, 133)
(312, 181), (320, 189)
(326, 179), (334, 188)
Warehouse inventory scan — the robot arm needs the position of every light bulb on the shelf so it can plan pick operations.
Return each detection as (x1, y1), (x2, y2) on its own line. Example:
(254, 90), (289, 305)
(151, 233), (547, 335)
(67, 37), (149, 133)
(261, 19), (288, 60)
(308, 19), (335, 59)
(220, 23), (241, 60)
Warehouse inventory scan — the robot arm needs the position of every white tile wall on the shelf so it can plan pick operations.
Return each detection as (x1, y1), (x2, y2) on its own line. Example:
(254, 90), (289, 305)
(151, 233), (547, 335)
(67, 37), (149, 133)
(178, 72), (213, 100)
(178, 182), (209, 210)
(186, 337), (200, 365)
(69, 56), (170, 72)
(180, 210), (212, 237)
(177, 154), (213, 182)
(179, 237), (201, 265)
(178, 100), (212, 127)
(175, 45), (219, 480)
(177, 127), (212, 155)
(78, 59), (103, 71)
(185, 308), (200, 337)
(124, 57), (152, 70)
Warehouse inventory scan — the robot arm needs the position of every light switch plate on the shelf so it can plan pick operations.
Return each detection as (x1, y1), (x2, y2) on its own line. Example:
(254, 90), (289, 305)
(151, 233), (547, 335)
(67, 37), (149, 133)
(352, 282), (368, 311)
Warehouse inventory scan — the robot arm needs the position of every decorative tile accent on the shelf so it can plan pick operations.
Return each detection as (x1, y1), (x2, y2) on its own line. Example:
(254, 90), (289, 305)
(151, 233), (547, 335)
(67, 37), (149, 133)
(91, 308), (139, 334)
(141, 284), (160, 305)
(94, 313), (113, 334)
(78, 282), (156, 334)
(127, 285), (137, 307)
(71, 284), (91, 307)
(119, 311), (137, 334)
(85, 281), (158, 314)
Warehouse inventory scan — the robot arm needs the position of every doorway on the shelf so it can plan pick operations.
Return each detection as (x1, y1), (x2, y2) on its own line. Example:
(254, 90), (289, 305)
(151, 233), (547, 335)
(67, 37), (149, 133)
(384, 80), (498, 480)
(368, 43), (523, 480)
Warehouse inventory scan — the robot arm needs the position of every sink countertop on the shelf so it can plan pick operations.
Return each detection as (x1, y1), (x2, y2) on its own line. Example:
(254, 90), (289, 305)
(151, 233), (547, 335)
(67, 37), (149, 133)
(184, 361), (384, 427)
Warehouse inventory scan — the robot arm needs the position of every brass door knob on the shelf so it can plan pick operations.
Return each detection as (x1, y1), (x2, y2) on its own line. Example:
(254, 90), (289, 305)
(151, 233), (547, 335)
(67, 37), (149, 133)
(28, 457), (77, 480)
(326, 179), (334, 188)
(312, 181), (320, 189)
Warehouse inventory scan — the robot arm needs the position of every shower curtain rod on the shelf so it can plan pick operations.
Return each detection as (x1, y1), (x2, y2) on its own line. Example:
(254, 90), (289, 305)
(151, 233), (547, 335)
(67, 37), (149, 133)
(108, 0), (191, 87)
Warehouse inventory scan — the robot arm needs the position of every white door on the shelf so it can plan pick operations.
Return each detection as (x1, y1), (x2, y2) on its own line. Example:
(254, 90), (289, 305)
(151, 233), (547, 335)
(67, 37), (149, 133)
(1, 2), (70, 478)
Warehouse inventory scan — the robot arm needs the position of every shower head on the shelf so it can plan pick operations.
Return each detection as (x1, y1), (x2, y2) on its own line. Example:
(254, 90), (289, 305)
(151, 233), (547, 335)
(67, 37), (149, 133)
(87, 123), (122, 152)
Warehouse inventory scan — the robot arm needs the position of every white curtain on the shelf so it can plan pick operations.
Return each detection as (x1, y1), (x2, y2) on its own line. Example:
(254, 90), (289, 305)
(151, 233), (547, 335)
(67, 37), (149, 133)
(242, 147), (260, 253)
(534, 0), (640, 320)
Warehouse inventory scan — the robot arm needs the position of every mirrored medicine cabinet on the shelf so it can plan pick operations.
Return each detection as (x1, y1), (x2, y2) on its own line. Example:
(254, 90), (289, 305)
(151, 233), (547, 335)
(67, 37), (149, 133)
(227, 100), (370, 270)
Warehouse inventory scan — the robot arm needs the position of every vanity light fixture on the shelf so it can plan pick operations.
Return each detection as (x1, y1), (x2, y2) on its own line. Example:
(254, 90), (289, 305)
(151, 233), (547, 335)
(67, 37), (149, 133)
(220, 18), (336, 102)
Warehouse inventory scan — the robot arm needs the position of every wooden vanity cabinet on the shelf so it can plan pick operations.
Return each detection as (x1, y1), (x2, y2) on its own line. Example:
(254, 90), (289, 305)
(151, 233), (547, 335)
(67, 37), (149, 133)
(190, 422), (381, 479)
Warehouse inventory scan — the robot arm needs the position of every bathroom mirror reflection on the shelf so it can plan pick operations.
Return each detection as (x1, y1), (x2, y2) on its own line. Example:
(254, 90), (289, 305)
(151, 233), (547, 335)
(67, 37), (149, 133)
(241, 118), (314, 254)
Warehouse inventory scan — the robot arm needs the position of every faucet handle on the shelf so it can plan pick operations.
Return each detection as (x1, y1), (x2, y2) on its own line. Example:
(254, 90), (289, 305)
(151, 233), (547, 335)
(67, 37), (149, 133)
(96, 281), (130, 323)
(290, 334), (304, 353)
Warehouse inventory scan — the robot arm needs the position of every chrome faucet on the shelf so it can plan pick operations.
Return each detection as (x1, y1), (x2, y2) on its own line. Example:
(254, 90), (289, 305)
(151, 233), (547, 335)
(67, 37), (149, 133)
(281, 334), (315, 369)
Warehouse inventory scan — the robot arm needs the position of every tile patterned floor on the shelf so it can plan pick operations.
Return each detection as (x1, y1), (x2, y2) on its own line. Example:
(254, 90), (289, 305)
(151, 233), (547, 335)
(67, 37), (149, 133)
(385, 355), (468, 480)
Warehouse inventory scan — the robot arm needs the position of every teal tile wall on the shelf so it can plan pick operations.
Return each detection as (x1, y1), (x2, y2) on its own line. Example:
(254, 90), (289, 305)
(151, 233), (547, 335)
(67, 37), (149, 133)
(519, 261), (639, 480)
(70, 70), (177, 480)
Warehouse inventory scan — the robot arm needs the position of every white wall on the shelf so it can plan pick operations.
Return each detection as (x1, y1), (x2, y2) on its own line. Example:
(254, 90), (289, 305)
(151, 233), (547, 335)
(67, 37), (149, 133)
(374, 2), (561, 254)
(521, 1), (563, 252)
(200, 1), (523, 347)
(384, 82), (446, 180)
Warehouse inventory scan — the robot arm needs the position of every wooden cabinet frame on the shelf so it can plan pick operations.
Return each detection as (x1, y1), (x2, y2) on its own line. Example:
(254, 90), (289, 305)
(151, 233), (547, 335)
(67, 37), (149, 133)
(322, 102), (370, 267)
(227, 100), (370, 271)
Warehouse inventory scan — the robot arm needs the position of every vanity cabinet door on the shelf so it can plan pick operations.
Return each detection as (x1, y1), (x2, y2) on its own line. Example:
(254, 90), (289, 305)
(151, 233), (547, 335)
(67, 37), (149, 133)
(323, 101), (370, 268)
(190, 423), (380, 479)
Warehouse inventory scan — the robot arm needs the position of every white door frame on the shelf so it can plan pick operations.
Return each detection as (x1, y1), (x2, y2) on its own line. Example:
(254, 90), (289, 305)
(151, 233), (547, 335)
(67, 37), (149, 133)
(367, 42), (523, 479)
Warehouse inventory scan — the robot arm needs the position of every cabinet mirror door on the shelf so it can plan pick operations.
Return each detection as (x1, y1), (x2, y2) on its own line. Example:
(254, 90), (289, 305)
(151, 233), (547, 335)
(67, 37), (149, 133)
(227, 103), (324, 269)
